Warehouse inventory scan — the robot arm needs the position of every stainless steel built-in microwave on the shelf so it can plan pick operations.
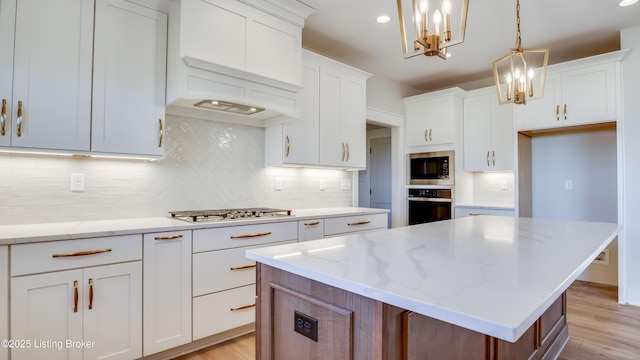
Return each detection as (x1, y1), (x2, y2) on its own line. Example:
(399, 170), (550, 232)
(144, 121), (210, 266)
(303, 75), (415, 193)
(408, 151), (454, 185)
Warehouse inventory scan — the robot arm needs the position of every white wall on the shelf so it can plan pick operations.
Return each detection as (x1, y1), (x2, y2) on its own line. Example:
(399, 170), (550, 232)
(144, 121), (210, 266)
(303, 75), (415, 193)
(531, 130), (618, 285)
(0, 116), (353, 225)
(366, 75), (422, 115)
(621, 27), (640, 304)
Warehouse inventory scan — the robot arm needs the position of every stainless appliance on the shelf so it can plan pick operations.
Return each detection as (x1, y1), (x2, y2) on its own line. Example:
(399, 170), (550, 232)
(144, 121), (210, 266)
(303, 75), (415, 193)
(407, 188), (454, 225)
(169, 207), (292, 222)
(408, 151), (454, 185)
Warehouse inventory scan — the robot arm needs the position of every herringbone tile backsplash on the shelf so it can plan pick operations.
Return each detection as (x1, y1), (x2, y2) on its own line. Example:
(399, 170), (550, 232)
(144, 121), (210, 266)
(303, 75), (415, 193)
(0, 116), (353, 225)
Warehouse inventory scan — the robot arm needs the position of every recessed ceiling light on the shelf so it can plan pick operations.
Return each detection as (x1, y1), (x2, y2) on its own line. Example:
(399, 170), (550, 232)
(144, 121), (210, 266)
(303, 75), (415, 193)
(376, 15), (391, 24)
(620, 0), (638, 6)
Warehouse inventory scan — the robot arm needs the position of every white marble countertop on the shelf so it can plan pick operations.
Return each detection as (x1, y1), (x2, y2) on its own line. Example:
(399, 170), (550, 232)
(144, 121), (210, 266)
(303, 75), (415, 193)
(246, 216), (621, 342)
(0, 207), (388, 245)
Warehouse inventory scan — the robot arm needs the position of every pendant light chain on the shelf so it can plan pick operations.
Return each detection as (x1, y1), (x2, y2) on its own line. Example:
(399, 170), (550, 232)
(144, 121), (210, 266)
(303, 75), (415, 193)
(515, 0), (522, 50)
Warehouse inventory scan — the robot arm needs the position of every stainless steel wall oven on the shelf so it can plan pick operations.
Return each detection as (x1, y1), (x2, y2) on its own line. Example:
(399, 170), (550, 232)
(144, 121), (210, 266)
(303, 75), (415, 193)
(407, 188), (454, 225)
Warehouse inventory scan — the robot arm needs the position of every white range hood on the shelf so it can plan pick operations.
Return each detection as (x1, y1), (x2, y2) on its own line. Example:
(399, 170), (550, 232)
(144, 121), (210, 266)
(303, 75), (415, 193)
(166, 0), (316, 127)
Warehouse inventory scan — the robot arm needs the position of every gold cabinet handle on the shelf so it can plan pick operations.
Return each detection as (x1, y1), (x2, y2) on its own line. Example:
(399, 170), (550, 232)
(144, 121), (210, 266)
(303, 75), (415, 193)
(348, 221), (371, 226)
(230, 264), (257, 271)
(73, 280), (79, 313)
(429, 128), (432, 141)
(52, 248), (112, 258)
(556, 105), (560, 121)
(230, 303), (256, 312)
(492, 150), (496, 166)
(469, 213), (489, 216)
(16, 100), (23, 137)
(424, 129), (428, 142)
(158, 119), (163, 147)
(88, 278), (94, 310)
(346, 143), (350, 162)
(341, 142), (346, 161)
(154, 234), (183, 241)
(230, 231), (272, 239)
(304, 221), (320, 226)
(564, 104), (567, 120)
(486, 151), (490, 166)
(1, 99), (6, 136)
(285, 135), (290, 158)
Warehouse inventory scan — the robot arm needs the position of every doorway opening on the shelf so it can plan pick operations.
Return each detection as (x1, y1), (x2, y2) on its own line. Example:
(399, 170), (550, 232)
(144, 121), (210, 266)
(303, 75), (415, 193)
(359, 123), (392, 227)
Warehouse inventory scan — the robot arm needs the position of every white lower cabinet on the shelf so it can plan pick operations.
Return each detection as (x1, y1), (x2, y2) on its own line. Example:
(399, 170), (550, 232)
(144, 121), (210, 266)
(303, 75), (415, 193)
(324, 213), (388, 237)
(10, 236), (142, 360)
(143, 230), (192, 356)
(192, 222), (297, 340)
(0, 246), (7, 360)
(298, 218), (324, 242)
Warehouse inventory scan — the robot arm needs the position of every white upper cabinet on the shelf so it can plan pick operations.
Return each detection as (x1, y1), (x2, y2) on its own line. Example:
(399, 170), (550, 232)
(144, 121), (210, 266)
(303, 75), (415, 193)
(8, 0), (93, 151)
(463, 88), (514, 171)
(404, 88), (464, 148)
(0, 0), (15, 148)
(265, 61), (320, 166)
(91, 0), (167, 156)
(517, 52), (624, 131)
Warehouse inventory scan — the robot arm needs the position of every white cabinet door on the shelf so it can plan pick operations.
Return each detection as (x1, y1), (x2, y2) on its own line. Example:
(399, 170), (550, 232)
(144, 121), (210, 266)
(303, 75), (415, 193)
(342, 75), (367, 168)
(562, 62), (616, 126)
(0, 246), (7, 360)
(319, 67), (345, 167)
(463, 91), (514, 171)
(517, 73), (562, 131)
(0, 0), (15, 148)
(405, 101), (429, 147)
(143, 231), (192, 356)
(281, 61), (320, 165)
(298, 219), (324, 242)
(91, 0), (167, 156)
(11, 270), (84, 360)
(10, 0), (93, 151)
(83, 262), (142, 360)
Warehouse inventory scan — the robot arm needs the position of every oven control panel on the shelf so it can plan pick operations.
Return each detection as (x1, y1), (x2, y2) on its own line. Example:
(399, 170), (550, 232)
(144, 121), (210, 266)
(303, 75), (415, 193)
(408, 188), (453, 199)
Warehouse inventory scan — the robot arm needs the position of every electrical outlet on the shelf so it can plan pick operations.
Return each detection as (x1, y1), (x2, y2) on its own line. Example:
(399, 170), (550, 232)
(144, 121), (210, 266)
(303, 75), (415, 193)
(319, 179), (326, 191)
(70, 173), (85, 192)
(275, 177), (282, 191)
(500, 179), (508, 190)
(565, 180), (573, 190)
(341, 180), (351, 190)
(294, 310), (318, 342)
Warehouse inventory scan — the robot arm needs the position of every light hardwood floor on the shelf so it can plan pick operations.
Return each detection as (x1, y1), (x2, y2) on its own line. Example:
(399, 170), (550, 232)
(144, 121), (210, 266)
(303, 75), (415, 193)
(175, 281), (640, 360)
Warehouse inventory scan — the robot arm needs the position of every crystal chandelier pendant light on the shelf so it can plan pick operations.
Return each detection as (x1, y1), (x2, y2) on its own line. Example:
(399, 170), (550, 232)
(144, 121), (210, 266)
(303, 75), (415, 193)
(397, 0), (469, 59)
(493, 0), (549, 105)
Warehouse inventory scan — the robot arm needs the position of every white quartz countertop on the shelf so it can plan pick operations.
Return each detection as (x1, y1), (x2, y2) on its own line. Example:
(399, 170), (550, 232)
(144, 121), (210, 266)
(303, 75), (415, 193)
(0, 207), (388, 245)
(246, 216), (620, 342)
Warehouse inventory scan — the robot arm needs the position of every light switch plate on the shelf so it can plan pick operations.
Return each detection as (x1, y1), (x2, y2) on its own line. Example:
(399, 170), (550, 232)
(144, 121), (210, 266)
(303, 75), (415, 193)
(275, 177), (282, 191)
(319, 179), (326, 191)
(70, 173), (85, 192)
(341, 180), (351, 190)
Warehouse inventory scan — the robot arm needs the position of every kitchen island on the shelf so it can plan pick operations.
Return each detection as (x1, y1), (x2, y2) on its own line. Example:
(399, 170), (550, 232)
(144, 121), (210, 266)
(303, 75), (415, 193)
(246, 216), (621, 359)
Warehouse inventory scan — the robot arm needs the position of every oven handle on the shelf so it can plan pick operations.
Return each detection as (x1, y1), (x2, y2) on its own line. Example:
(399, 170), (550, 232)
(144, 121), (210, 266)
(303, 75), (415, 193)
(408, 197), (453, 203)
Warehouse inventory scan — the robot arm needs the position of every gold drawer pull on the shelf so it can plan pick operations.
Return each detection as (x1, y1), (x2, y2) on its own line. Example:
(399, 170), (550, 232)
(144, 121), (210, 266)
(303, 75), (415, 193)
(158, 119), (163, 148)
(230, 264), (257, 271)
(16, 100), (22, 137)
(88, 278), (94, 310)
(304, 221), (321, 226)
(230, 231), (272, 239)
(230, 303), (256, 312)
(469, 213), (494, 216)
(155, 234), (183, 241)
(52, 248), (112, 258)
(348, 221), (371, 226)
(285, 135), (291, 157)
(1, 99), (6, 136)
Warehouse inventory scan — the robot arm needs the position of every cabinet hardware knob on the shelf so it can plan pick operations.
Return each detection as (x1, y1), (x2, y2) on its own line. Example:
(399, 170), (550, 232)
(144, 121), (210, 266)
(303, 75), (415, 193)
(88, 278), (94, 310)
(52, 248), (112, 258)
(158, 119), (163, 147)
(230, 231), (272, 239)
(230, 303), (256, 312)
(348, 221), (371, 226)
(154, 234), (183, 241)
(16, 100), (23, 137)
(73, 280), (79, 313)
(285, 135), (291, 157)
(230, 264), (257, 271)
(1, 99), (6, 136)
(304, 221), (320, 226)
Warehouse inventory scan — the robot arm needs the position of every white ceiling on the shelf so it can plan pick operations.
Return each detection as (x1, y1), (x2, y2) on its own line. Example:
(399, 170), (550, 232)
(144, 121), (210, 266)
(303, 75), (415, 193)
(301, 0), (640, 93)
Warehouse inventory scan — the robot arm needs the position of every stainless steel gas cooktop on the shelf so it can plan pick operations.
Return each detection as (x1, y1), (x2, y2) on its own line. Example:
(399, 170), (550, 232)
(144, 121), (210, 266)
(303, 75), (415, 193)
(169, 207), (292, 222)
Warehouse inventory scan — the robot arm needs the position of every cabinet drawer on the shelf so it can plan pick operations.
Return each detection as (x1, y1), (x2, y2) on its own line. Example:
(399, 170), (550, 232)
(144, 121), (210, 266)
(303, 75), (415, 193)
(193, 240), (294, 297)
(193, 221), (297, 253)
(454, 207), (515, 218)
(11, 235), (142, 276)
(298, 219), (324, 242)
(192, 284), (256, 340)
(324, 213), (388, 236)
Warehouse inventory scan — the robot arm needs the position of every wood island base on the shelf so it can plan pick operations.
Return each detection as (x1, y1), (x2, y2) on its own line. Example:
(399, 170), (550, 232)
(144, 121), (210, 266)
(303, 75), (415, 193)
(256, 264), (569, 360)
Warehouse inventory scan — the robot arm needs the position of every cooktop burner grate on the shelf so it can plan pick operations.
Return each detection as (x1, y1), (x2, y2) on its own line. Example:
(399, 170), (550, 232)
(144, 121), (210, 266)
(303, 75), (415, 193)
(169, 207), (292, 222)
